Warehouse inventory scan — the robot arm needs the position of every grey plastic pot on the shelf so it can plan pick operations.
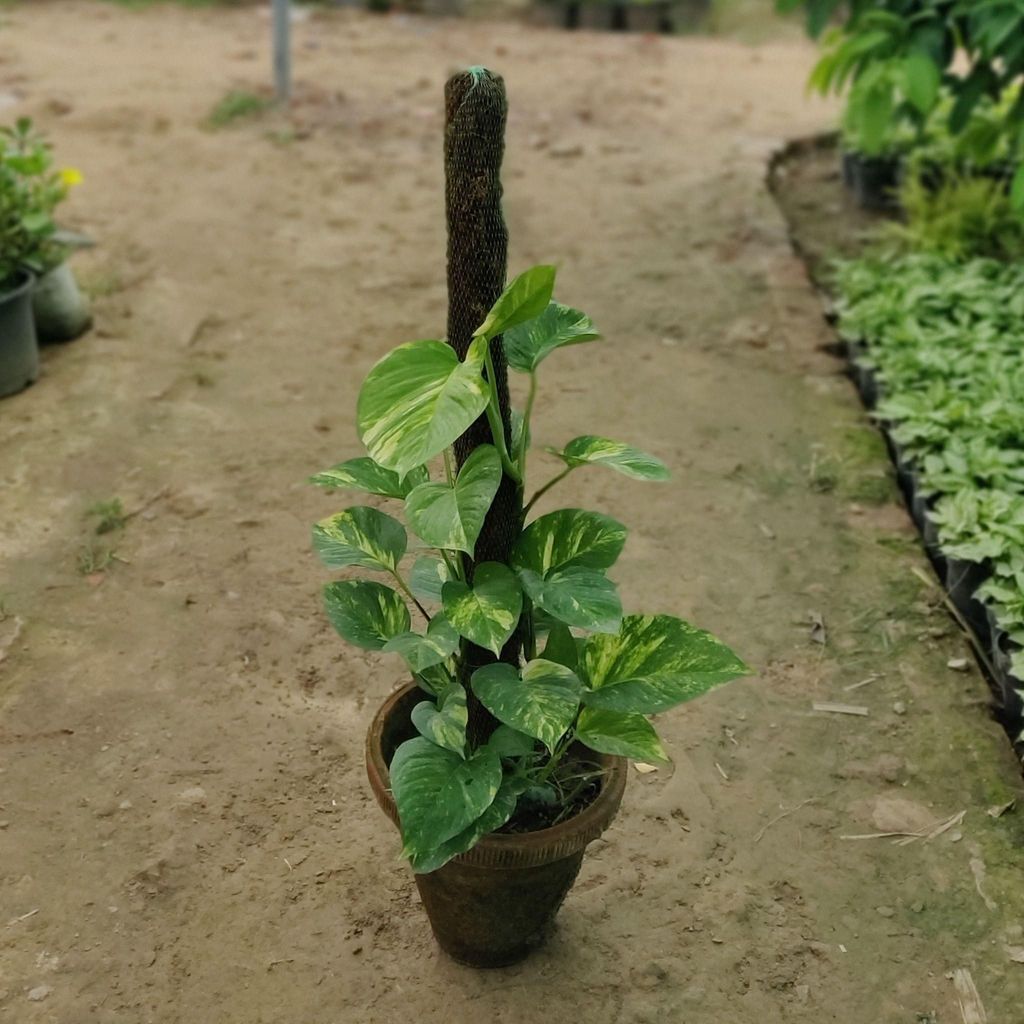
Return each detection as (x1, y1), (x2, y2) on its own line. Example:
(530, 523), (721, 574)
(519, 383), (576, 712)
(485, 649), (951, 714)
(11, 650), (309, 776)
(33, 261), (92, 344)
(0, 270), (39, 398)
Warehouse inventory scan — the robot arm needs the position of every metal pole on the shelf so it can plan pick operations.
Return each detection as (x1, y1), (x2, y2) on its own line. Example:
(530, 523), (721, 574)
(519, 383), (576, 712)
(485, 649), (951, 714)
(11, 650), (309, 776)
(272, 0), (291, 104)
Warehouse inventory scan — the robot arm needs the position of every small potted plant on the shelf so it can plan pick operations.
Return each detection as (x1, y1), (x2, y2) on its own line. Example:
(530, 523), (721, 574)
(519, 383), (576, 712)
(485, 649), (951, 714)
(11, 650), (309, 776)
(1, 118), (90, 351)
(311, 264), (749, 966)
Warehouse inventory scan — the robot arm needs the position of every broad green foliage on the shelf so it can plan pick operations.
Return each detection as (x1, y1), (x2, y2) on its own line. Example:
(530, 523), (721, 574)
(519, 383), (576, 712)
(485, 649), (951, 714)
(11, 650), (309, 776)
(582, 615), (750, 714)
(473, 265), (556, 342)
(781, 1), (1024, 203)
(310, 457), (427, 499)
(357, 338), (490, 477)
(575, 708), (668, 764)
(834, 252), (1024, 676)
(389, 738), (502, 856)
(551, 436), (670, 481)
(384, 615), (460, 673)
(409, 555), (451, 604)
(313, 263), (748, 872)
(411, 684), (468, 756)
(405, 445), (502, 555)
(0, 118), (78, 285)
(472, 660), (583, 753)
(323, 580), (410, 650)
(519, 566), (622, 633)
(513, 508), (627, 575)
(503, 302), (600, 373)
(442, 562), (522, 656)
(313, 506), (406, 572)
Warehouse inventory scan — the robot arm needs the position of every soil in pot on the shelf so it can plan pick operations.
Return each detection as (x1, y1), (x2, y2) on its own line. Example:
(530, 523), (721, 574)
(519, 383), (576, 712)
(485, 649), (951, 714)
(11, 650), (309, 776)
(366, 682), (627, 968)
(32, 261), (92, 344)
(0, 270), (40, 399)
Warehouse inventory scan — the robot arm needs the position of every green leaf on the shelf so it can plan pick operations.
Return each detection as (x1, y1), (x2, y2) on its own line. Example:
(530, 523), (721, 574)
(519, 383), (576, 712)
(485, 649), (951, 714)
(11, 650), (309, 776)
(512, 508), (627, 576)
(903, 51), (939, 115)
(581, 614), (749, 714)
(474, 265), (557, 342)
(858, 80), (894, 155)
(410, 685), (468, 757)
(409, 556), (452, 604)
(503, 302), (600, 373)
(442, 562), (523, 656)
(312, 506), (406, 572)
(1012, 165), (1024, 211)
(323, 580), (410, 650)
(519, 566), (622, 633)
(390, 737), (502, 857)
(486, 724), (538, 759)
(405, 445), (502, 556)
(575, 708), (668, 763)
(472, 659), (582, 752)
(383, 615), (461, 673)
(551, 435), (670, 481)
(408, 775), (522, 874)
(542, 622), (579, 672)
(357, 338), (490, 477)
(309, 457), (427, 498)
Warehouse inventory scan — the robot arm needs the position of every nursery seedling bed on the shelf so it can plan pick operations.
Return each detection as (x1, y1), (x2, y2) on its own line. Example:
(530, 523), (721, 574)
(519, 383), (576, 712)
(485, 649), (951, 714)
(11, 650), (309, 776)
(769, 135), (1024, 762)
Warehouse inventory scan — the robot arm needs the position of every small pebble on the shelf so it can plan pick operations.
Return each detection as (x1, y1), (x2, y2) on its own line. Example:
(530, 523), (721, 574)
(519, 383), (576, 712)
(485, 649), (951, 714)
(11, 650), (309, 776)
(911, 901), (925, 913)
(893, 701), (907, 715)
(27, 985), (51, 1002)
(876, 906), (895, 918)
(947, 658), (969, 672)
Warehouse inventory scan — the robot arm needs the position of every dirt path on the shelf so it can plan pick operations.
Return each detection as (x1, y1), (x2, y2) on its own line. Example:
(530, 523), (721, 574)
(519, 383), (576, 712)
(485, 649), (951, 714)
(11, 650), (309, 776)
(2, 4), (1023, 1021)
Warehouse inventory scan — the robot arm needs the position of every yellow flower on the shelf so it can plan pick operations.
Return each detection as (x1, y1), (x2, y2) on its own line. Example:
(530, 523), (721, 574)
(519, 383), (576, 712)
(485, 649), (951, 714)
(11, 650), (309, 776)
(59, 167), (83, 188)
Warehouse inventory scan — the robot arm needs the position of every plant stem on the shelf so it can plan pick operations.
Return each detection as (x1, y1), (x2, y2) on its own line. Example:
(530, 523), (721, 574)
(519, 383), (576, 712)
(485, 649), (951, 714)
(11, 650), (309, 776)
(443, 447), (456, 488)
(517, 371), (537, 475)
(524, 465), (575, 515)
(536, 730), (574, 786)
(390, 570), (430, 622)
(481, 340), (523, 484)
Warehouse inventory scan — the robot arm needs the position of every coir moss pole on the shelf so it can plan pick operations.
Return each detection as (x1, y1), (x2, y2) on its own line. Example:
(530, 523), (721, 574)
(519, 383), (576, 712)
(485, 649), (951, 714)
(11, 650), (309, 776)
(444, 67), (523, 743)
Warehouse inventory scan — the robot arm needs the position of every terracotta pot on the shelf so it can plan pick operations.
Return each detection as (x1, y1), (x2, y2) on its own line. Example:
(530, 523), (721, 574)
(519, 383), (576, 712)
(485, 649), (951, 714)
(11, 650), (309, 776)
(366, 681), (627, 967)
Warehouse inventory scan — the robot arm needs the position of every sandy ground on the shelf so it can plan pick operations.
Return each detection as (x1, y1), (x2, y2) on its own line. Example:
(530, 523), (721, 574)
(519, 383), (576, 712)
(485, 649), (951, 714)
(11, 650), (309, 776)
(2, 4), (1024, 1021)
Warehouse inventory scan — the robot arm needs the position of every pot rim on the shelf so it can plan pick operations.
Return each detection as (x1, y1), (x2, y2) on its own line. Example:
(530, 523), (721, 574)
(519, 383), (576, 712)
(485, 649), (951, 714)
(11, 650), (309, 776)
(0, 268), (35, 303)
(366, 680), (628, 869)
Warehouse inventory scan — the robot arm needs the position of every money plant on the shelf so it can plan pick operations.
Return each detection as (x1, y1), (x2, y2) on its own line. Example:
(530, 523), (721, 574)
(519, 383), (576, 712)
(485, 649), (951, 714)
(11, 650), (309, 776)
(312, 265), (749, 873)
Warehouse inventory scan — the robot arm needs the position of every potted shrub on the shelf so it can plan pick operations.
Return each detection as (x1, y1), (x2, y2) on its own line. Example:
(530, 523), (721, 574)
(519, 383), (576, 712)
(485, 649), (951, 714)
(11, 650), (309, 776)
(311, 264), (749, 966)
(1, 118), (90, 349)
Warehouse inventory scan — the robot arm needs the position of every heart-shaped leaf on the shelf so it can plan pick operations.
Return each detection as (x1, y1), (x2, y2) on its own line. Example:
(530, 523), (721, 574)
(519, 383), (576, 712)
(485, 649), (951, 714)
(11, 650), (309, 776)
(409, 556), (452, 605)
(410, 685), (468, 757)
(474, 265), (556, 342)
(312, 506), (406, 572)
(485, 724), (538, 759)
(503, 301), (600, 373)
(472, 659), (582, 752)
(512, 508), (627, 576)
(383, 615), (461, 673)
(550, 436), (670, 481)
(519, 566), (622, 633)
(357, 338), (490, 477)
(581, 614), (750, 714)
(575, 707), (668, 763)
(542, 623), (580, 672)
(323, 580), (410, 650)
(405, 445), (502, 555)
(309, 457), (428, 498)
(442, 562), (523, 655)
(390, 737), (502, 857)
(408, 774), (524, 874)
